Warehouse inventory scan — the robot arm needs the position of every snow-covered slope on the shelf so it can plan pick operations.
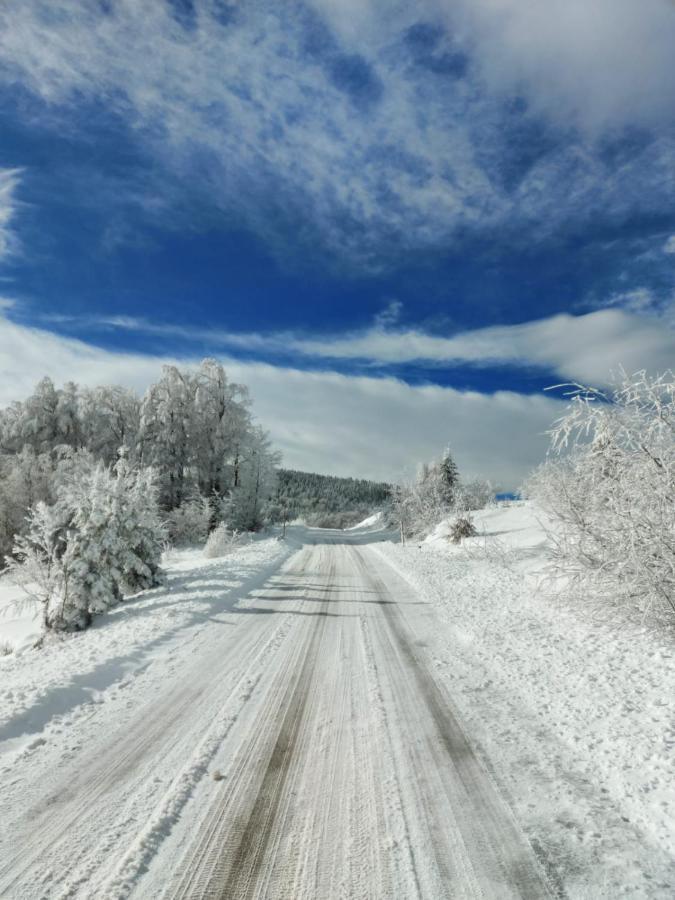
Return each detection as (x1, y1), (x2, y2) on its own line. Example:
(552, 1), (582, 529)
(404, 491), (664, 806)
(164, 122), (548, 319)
(424, 500), (554, 571)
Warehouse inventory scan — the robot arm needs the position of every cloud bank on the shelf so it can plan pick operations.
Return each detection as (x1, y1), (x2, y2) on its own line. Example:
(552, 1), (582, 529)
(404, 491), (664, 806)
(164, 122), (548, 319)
(53, 307), (675, 388)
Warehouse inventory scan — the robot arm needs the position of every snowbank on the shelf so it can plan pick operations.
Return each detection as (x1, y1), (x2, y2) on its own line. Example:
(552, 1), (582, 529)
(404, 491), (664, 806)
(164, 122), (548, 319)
(346, 510), (385, 531)
(0, 538), (291, 760)
(375, 501), (675, 896)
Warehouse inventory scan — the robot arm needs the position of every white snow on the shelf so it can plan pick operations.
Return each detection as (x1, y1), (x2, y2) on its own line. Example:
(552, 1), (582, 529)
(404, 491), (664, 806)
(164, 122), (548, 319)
(375, 501), (675, 896)
(0, 576), (42, 654)
(0, 538), (291, 760)
(346, 510), (385, 531)
(1, 508), (674, 897)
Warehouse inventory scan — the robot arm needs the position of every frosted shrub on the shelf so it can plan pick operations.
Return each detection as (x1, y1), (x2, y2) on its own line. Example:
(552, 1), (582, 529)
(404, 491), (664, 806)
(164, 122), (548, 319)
(203, 523), (242, 558)
(524, 370), (675, 624)
(392, 465), (453, 539)
(449, 516), (478, 544)
(456, 479), (493, 512)
(166, 497), (211, 546)
(7, 455), (165, 631)
(8, 500), (77, 630)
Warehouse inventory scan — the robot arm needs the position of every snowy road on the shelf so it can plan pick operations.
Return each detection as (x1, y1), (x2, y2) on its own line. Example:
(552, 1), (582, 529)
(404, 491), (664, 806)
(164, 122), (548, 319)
(0, 532), (553, 899)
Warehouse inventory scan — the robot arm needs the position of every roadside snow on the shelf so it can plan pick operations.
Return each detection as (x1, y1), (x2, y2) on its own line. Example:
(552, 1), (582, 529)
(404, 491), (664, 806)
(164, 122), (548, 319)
(0, 578), (42, 654)
(346, 511), (385, 531)
(0, 537), (291, 761)
(374, 501), (675, 896)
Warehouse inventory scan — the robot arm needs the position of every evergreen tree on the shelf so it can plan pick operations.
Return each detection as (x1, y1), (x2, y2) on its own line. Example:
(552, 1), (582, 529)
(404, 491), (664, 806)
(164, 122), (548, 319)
(438, 449), (459, 504)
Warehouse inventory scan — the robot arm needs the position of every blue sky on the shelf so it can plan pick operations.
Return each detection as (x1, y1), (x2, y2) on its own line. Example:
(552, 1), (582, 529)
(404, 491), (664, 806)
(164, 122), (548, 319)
(0, 0), (674, 487)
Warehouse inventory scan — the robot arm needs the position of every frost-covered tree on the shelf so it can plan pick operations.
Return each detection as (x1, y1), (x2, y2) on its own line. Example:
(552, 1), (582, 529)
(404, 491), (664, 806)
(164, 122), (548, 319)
(166, 496), (211, 546)
(456, 478), (494, 512)
(438, 449), (460, 505)
(392, 461), (454, 539)
(139, 366), (195, 509)
(7, 500), (71, 631)
(8, 453), (165, 631)
(1, 376), (60, 453)
(78, 385), (140, 464)
(192, 359), (251, 504)
(0, 447), (56, 560)
(203, 522), (243, 558)
(55, 381), (83, 448)
(524, 370), (675, 624)
(225, 427), (280, 531)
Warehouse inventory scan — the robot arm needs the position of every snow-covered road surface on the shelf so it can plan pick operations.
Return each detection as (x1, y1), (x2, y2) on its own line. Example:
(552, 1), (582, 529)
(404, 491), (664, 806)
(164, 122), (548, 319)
(0, 531), (554, 899)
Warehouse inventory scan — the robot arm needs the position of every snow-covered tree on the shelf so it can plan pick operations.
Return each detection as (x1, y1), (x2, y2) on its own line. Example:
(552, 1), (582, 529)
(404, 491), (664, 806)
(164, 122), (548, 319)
(392, 461), (454, 539)
(78, 385), (140, 464)
(166, 496), (211, 546)
(438, 449), (460, 505)
(192, 359), (251, 504)
(456, 478), (493, 512)
(106, 454), (166, 594)
(6, 500), (71, 631)
(8, 452), (165, 631)
(0, 447), (56, 561)
(524, 370), (675, 624)
(225, 427), (280, 532)
(139, 366), (195, 509)
(55, 381), (83, 448)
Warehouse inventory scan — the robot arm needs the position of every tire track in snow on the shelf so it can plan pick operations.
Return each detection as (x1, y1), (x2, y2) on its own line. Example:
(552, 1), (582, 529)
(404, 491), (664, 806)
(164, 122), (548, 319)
(352, 546), (555, 898)
(165, 547), (333, 900)
(0, 553), (302, 899)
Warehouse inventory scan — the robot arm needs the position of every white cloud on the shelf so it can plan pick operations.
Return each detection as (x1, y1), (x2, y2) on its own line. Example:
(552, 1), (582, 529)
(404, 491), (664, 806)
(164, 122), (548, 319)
(289, 310), (675, 385)
(0, 3), (672, 264)
(446, 0), (675, 134)
(0, 169), (20, 260)
(664, 235), (675, 255)
(65, 307), (675, 388)
(0, 314), (561, 489)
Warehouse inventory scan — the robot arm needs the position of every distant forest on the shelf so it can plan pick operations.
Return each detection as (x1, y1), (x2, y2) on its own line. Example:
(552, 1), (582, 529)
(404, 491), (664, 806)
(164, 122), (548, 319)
(272, 469), (391, 528)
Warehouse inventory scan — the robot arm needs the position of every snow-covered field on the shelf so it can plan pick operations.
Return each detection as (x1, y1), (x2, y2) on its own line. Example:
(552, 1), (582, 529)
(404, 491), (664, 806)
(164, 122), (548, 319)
(1, 507), (674, 898)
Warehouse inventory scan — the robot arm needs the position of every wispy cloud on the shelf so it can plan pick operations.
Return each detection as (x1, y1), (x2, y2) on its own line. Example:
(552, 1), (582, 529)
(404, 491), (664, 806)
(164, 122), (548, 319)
(0, 169), (21, 260)
(0, 2), (673, 266)
(0, 313), (561, 488)
(35, 306), (675, 388)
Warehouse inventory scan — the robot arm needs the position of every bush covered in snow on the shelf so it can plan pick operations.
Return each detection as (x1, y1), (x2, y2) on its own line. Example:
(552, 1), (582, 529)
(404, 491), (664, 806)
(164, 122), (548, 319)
(392, 448), (492, 539)
(203, 523), (244, 558)
(7, 452), (165, 631)
(166, 497), (212, 546)
(449, 516), (478, 544)
(524, 370), (675, 624)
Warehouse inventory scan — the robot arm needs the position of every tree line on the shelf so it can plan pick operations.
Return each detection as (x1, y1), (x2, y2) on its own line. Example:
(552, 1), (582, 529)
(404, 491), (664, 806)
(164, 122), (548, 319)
(272, 469), (391, 528)
(0, 359), (279, 631)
